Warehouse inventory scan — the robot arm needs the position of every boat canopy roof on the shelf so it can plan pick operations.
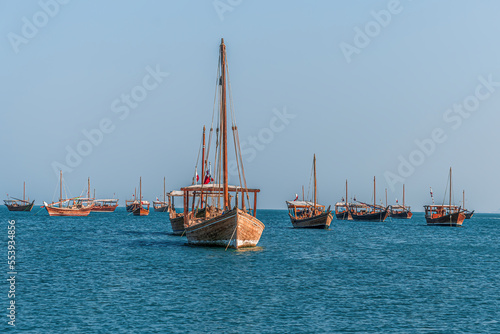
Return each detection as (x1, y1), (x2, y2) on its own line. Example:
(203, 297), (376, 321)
(94, 199), (118, 203)
(180, 184), (260, 193)
(167, 190), (184, 197)
(423, 204), (460, 208)
(391, 204), (410, 209)
(335, 202), (365, 208)
(286, 201), (325, 208)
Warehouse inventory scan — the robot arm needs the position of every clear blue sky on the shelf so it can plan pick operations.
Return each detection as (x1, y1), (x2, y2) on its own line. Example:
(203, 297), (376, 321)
(1, 0), (500, 211)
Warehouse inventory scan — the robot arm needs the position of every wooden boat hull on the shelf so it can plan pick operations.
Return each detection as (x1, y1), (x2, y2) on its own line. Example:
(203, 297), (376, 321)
(185, 208), (265, 249)
(290, 211), (333, 228)
(335, 211), (352, 220)
(91, 204), (118, 212)
(5, 201), (35, 212)
(154, 205), (169, 212)
(45, 206), (92, 217)
(390, 211), (413, 219)
(464, 211), (474, 219)
(133, 207), (149, 216)
(426, 212), (465, 226)
(170, 215), (185, 235)
(351, 209), (390, 222)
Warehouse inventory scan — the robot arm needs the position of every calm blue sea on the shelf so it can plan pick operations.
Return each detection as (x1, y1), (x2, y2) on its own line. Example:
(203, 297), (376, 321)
(1, 207), (499, 333)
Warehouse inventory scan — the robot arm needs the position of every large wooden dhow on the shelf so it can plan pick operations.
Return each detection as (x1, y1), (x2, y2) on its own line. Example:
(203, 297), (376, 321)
(43, 171), (93, 217)
(390, 184), (412, 219)
(424, 168), (466, 226)
(350, 176), (390, 222)
(181, 39), (265, 249)
(286, 154), (332, 229)
(4, 182), (34, 212)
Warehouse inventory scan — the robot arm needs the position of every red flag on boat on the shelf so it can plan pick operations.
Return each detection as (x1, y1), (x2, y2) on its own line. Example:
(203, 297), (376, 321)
(396, 198), (398, 203)
(204, 170), (213, 185)
(195, 167), (199, 183)
(294, 194), (298, 201)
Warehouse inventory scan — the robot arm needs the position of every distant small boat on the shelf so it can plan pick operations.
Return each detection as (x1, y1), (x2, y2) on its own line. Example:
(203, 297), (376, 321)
(462, 190), (474, 219)
(153, 177), (170, 212)
(390, 184), (412, 219)
(82, 178), (118, 212)
(43, 171), (93, 216)
(131, 177), (149, 216)
(4, 182), (34, 212)
(350, 176), (390, 222)
(424, 167), (465, 226)
(335, 180), (352, 220)
(125, 188), (138, 212)
(286, 154), (332, 229)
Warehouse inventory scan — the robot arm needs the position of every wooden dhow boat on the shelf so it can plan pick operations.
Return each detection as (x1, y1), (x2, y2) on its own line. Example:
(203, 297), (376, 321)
(153, 177), (170, 212)
(43, 171), (93, 216)
(81, 178), (118, 212)
(462, 190), (474, 219)
(424, 168), (465, 226)
(167, 190), (185, 235)
(335, 180), (353, 220)
(132, 177), (149, 216)
(125, 187), (137, 212)
(286, 154), (332, 229)
(350, 176), (390, 222)
(4, 182), (34, 212)
(390, 184), (412, 219)
(181, 39), (265, 249)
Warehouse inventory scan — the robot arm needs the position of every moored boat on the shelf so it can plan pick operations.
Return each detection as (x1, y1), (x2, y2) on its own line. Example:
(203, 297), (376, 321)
(43, 171), (93, 216)
(350, 176), (390, 222)
(132, 177), (149, 216)
(424, 168), (466, 226)
(286, 154), (332, 229)
(167, 190), (185, 235)
(4, 182), (34, 212)
(390, 184), (412, 219)
(153, 177), (170, 212)
(462, 190), (474, 219)
(335, 180), (353, 220)
(182, 39), (265, 249)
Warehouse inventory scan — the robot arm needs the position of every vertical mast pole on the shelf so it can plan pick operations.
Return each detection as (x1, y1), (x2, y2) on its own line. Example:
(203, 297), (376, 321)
(201, 126), (206, 209)
(385, 188), (387, 207)
(449, 167), (452, 211)
(313, 154), (317, 209)
(140, 177), (142, 205)
(302, 186), (304, 201)
(346, 179), (348, 210)
(23, 181), (25, 201)
(59, 170), (62, 208)
(373, 176), (376, 208)
(88, 177), (90, 199)
(164, 177), (166, 203)
(463, 190), (465, 209)
(220, 38), (228, 210)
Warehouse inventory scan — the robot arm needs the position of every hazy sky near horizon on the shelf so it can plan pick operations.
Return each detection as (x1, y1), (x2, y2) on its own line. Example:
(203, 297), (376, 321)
(2, 0), (500, 211)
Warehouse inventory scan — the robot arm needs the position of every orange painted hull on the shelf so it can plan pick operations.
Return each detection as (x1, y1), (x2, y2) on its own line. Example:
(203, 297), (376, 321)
(45, 205), (92, 217)
(185, 208), (264, 249)
(133, 207), (149, 216)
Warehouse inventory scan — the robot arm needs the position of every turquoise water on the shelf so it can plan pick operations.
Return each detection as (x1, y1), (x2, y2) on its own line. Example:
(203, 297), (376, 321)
(2, 208), (499, 333)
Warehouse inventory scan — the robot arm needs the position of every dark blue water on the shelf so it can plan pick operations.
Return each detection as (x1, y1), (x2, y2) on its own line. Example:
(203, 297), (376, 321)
(2, 207), (499, 333)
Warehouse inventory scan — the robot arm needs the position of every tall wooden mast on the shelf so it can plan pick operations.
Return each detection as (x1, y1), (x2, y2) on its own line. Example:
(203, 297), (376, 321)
(88, 177), (90, 199)
(463, 190), (465, 209)
(449, 167), (452, 210)
(313, 154), (317, 209)
(403, 184), (405, 208)
(140, 177), (142, 204)
(220, 38), (228, 209)
(385, 188), (387, 207)
(163, 177), (166, 203)
(201, 126), (206, 208)
(345, 179), (348, 210)
(373, 176), (376, 208)
(59, 170), (62, 208)
(23, 181), (25, 201)
(302, 185), (304, 201)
